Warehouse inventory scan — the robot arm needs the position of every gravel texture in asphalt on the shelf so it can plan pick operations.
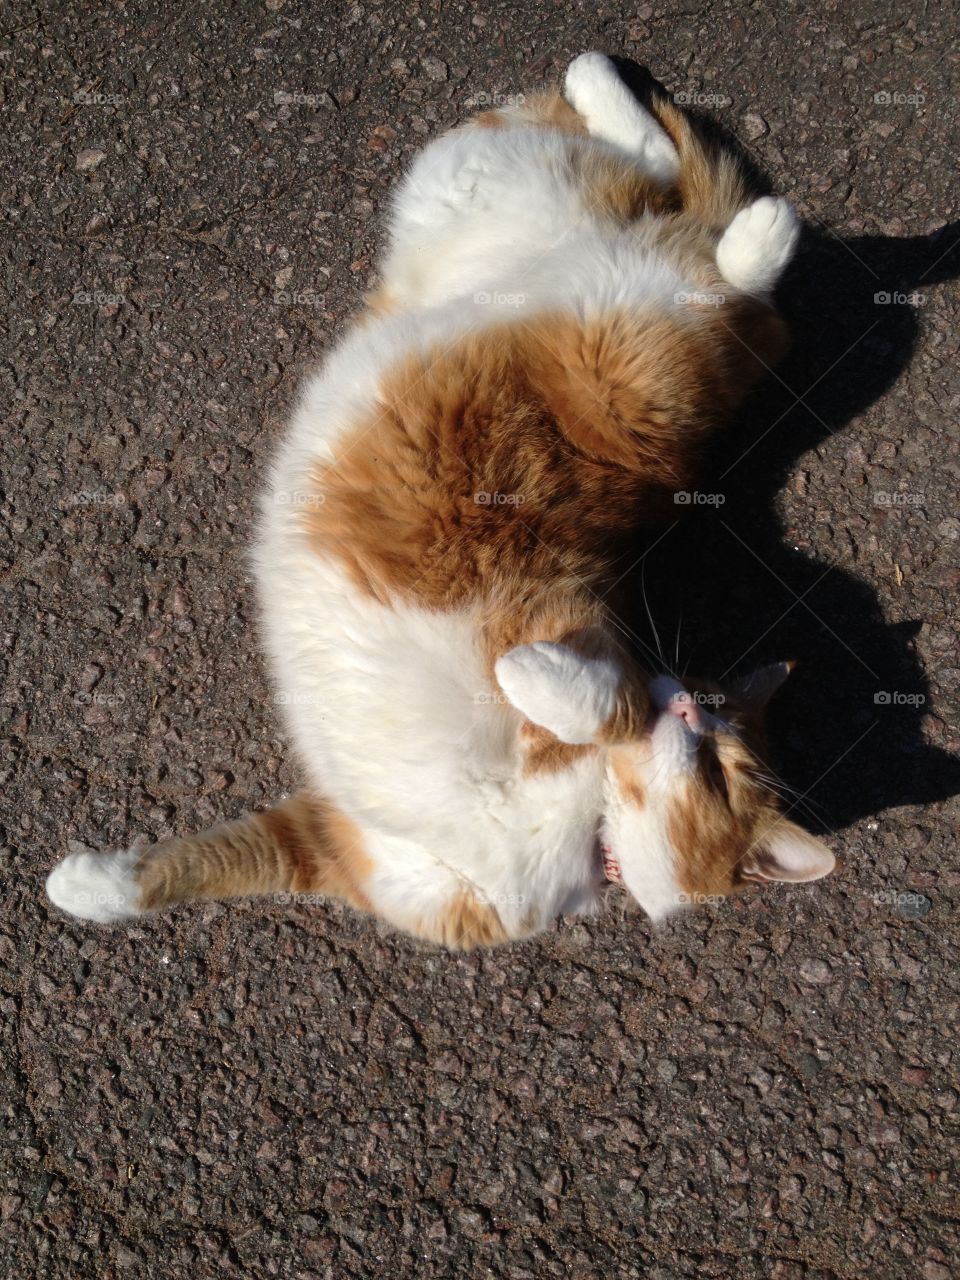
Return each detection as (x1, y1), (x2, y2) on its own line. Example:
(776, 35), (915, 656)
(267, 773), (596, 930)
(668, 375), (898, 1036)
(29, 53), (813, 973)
(2, 2), (959, 1277)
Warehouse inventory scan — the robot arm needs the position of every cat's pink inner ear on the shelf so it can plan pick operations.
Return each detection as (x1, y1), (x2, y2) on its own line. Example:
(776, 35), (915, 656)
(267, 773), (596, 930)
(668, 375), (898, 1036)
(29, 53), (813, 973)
(742, 821), (835, 883)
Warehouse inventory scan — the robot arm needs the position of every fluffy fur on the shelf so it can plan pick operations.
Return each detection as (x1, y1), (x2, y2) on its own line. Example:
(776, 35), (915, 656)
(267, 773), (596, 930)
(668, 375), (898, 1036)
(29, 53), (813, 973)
(47, 53), (833, 948)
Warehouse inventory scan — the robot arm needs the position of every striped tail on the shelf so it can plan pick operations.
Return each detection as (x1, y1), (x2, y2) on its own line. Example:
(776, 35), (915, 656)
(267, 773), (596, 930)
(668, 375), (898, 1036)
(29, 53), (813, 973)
(647, 90), (752, 227)
(45, 791), (372, 923)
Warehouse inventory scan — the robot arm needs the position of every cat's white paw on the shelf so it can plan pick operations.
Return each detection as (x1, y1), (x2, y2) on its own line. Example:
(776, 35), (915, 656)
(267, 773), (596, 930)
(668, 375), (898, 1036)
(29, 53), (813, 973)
(565, 52), (680, 186)
(564, 53), (628, 112)
(46, 844), (143, 923)
(495, 641), (621, 744)
(716, 196), (799, 295)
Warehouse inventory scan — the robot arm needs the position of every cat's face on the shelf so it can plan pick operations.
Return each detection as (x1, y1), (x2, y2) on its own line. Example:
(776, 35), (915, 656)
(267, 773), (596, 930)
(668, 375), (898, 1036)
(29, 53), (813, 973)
(494, 640), (835, 919)
(603, 665), (835, 920)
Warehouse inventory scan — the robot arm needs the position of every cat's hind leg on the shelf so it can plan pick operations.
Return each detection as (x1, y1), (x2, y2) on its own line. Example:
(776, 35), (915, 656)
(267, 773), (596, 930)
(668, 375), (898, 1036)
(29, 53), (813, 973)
(564, 52), (680, 185)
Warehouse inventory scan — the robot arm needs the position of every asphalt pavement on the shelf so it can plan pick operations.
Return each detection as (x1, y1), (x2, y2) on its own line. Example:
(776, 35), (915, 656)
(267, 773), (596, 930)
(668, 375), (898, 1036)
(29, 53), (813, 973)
(1, 2), (958, 1277)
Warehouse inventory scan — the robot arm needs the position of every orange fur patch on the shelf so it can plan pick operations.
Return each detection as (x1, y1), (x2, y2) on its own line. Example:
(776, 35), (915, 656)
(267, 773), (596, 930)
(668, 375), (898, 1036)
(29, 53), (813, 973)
(647, 91), (750, 228)
(469, 90), (588, 137)
(304, 303), (783, 617)
(564, 142), (680, 222)
(667, 786), (752, 899)
(520, 720), (595, 777)
(610, 746), (648, 810)
(516, 90), (588, 135)
(363, 284), (398, 319)
(414, 889), (509, 950)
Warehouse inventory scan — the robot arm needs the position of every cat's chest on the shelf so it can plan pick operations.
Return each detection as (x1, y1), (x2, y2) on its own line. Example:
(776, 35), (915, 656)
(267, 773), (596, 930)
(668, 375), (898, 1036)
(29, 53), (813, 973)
(362, 753), (606, 935)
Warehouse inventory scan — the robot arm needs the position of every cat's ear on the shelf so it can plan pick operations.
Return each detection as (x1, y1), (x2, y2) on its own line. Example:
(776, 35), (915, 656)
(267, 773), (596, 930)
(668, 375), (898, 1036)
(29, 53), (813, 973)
(494, 642), (621, 744)
(740, 820), (835, 883)
(728, 660), (794, 711)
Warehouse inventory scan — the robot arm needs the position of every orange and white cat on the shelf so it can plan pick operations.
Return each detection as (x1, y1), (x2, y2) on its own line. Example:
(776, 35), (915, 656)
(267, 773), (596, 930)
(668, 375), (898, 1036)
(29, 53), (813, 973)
(47, 53), (834, 948)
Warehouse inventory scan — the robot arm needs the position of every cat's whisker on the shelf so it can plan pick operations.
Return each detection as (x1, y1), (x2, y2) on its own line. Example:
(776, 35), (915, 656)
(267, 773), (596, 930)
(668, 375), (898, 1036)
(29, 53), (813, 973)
(674, 611), (683, 672)
(750, 770), (825, 825)
(640, 559), (667, 672)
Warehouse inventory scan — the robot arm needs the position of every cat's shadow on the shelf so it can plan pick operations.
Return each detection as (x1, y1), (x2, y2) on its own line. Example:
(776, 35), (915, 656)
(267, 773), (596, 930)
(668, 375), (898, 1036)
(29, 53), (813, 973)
(609, 62), (960, 830)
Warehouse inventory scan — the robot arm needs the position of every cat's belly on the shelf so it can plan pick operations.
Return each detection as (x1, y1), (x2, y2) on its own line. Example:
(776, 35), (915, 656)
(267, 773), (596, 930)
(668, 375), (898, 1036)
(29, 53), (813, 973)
(256, 542), (499, 802)
(269, 213), (691, 481)
(381, 125), (690, 313)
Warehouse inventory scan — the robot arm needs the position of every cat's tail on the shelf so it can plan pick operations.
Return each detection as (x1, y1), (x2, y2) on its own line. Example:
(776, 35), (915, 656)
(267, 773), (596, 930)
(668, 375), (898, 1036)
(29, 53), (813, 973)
(646, 90), (752, 227)
(45, 791), (373, 924)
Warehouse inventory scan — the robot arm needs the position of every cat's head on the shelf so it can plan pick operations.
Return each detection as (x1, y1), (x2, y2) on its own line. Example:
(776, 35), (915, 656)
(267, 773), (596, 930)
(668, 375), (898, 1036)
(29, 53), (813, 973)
(495, 643), (834, 920)
(602, 665), (834, 919)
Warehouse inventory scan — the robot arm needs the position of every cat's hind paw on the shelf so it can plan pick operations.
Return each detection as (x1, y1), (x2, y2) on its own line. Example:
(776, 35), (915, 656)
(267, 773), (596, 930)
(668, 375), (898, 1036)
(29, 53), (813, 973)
(716, 196), (799, 296)
(565, 52), (680, 186)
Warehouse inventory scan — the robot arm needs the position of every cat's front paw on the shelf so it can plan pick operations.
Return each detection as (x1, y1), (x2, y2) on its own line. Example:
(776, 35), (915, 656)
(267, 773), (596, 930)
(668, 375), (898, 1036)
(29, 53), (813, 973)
(716, 196), (799, 295)
(46, 843), (143, 922)
(495, 641), (621, 745)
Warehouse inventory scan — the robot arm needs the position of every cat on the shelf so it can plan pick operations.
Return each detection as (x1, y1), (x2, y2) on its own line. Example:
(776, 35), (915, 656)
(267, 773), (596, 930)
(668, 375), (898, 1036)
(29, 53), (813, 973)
(46, 52), (835, 949)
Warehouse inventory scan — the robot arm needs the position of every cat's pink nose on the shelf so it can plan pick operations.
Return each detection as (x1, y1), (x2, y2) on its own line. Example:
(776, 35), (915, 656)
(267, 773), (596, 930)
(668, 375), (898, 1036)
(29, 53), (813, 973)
(665, 694), (700, 729)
